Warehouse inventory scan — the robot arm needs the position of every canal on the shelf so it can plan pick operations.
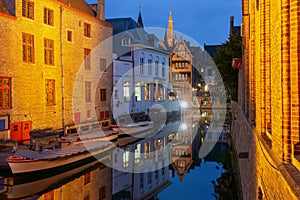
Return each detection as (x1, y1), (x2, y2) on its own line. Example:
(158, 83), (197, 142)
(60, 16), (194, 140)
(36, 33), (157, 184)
(0, 110), (238, 200)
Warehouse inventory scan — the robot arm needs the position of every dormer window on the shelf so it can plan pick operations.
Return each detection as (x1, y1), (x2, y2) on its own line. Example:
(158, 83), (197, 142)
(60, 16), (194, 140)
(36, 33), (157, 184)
(122, 38), (131, 46)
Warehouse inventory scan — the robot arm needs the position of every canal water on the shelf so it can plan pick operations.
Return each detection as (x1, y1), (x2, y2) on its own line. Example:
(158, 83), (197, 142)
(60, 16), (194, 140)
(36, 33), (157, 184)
(0, 110), (237, 200)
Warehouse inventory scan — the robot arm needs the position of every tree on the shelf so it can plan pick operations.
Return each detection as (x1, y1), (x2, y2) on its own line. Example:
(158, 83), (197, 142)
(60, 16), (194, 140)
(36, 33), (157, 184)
(213, 34), (242, 101)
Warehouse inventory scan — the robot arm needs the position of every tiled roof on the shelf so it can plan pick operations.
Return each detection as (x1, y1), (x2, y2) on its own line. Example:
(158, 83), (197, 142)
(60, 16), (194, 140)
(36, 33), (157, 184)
(1, 0), (15, 16)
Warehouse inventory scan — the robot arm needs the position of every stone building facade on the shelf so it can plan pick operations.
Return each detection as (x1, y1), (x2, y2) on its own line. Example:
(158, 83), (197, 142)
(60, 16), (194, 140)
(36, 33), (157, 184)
(0, 0), (112, 142)
(233, 0), (300, 199)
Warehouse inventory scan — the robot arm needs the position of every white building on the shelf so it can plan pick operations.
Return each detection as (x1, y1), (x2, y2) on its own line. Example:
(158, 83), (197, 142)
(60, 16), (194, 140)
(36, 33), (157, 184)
(107, 18), (173, 123)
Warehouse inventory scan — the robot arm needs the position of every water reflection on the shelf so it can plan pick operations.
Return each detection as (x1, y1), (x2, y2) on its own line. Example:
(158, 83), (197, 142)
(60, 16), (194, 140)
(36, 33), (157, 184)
(0, 109), (231, 200)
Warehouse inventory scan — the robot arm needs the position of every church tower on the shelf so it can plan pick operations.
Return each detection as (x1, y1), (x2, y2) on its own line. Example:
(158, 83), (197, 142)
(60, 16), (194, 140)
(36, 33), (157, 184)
(137, 0), (144, 28)
(167, 10), (175, 47)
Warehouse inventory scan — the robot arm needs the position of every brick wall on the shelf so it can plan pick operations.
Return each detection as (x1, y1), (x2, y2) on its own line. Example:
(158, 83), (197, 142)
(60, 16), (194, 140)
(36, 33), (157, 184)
(232, 102), (300, 200)
(0, 0), (112, 138)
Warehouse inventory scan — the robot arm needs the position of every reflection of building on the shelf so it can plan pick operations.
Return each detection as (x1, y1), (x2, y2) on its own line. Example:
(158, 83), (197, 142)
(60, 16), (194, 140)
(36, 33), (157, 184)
(169, 110), (199, 181)
(37, 166), (112, 200)
(111, 128), (171, 200)
(107, 16), (171, 121)
(0, 0), (112, 141)
(233, 0), (300, 199)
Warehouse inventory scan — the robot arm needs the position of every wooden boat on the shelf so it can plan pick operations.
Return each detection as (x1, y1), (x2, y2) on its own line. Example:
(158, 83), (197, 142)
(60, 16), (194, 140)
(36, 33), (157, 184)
(6, 121), (154, 175)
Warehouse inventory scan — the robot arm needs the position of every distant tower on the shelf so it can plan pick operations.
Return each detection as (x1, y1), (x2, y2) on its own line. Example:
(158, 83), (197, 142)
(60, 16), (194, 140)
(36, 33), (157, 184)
(167, 10), (175, 47)
(230, 16), (234, 35)
(137, 0), (144, 27)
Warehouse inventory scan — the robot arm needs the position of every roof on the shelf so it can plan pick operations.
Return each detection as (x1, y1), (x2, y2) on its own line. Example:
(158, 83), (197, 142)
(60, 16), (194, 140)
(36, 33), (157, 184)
(0, 0), (15, 16)
(204, 44), (221, 58)
(59, 0), (95, 17)
(106, 17), (169, 56)
(106, 18), (140, 35)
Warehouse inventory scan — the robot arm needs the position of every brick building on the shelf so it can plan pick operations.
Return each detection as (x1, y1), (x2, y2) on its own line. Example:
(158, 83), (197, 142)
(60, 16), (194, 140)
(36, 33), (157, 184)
(0, 0), (112, 143)
(233, 0), (300, 199)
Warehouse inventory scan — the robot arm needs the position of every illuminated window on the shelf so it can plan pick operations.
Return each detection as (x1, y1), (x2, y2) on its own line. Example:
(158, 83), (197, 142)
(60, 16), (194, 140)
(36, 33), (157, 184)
(144, 142), (150, 158)
(144, 83), (150, 100)
(84, 23), (91, 37)
(135, 83), (141, 102)
(44, 38), (54, 65)
(123, 147), (130, 168)
(0, 77), (11, 109)
(100, 89), (106, 101)
(84, 172), (91, 185)
(44, 8), (54, 26)
(158, 84), (163, 101)
(85, 82), (91, 103)
(140, 57), (144, 74)
(67, 30), (72, 42)
(22, 33), (34, 63)
(135, 143), (141, 163)
(22, 0), (34, 20)
(84, 48), (91, 70)
(45, 79), (55, 106)
(123, 82), (130, 102)
(100, 58), (107, 71)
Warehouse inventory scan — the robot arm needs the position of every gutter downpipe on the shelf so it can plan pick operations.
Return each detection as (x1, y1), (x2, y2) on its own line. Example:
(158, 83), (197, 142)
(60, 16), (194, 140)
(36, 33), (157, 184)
(60, 6), (66, 135)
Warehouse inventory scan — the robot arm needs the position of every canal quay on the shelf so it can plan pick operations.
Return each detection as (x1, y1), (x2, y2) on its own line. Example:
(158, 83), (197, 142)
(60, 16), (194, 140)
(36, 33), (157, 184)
(1, 0), (300, 199)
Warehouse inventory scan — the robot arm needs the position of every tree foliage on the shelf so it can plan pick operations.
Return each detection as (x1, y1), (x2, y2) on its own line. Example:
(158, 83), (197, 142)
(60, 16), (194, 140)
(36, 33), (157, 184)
(213, 34), (242, 101)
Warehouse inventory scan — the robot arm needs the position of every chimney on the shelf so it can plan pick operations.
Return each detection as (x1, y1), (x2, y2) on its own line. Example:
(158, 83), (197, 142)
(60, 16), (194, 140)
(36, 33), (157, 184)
(230, 16), (234, 35)
(97, 0), (105, 20)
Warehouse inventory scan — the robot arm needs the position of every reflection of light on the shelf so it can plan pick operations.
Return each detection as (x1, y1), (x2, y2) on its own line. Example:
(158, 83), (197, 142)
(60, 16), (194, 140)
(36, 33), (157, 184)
(205, 85), (209, 92)
(180, 100), (188, 108)
(181, 123), (187, 130)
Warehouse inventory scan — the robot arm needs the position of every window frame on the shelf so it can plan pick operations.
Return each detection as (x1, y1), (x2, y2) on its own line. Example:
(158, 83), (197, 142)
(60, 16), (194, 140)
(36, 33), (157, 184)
(67, 30), (73, 42)
(44, 7), (54, 26)
(22, 0), (34, 20)
(85, 81), (92, 103)
(84, 48), (91, 70)
(0, 77), (11, 109)
(44, 38), (54, 65)
(22, 33), (34, 63)
(84, 23), (91, 38)
(100, 88), (107, 102)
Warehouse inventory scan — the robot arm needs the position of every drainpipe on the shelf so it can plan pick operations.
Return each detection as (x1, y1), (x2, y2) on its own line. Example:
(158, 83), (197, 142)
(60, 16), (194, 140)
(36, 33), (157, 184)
(132, 47), (135, 115)
(60, 6), (65, 135)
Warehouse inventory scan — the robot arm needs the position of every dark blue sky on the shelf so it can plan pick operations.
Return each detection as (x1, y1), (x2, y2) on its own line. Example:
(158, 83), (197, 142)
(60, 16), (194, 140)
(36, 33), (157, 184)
(87, 0), (242, 46)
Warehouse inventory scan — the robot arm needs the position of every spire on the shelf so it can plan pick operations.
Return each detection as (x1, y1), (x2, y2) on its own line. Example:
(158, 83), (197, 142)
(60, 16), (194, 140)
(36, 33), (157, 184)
(137, 0), (144, 28)
(167, 10), (175, 47)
